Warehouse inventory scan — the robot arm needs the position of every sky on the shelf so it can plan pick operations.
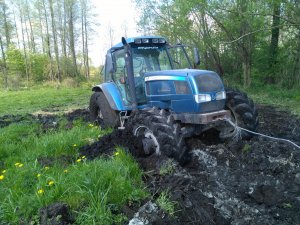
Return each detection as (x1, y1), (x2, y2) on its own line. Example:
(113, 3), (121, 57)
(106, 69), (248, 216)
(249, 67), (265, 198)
(90, 0), (141, 66)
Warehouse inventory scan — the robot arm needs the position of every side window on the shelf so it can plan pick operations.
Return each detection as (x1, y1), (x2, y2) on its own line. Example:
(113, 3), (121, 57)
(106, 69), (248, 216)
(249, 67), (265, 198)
(157, 50), (172, 71)
(104, 53), (113, 81)
(112, 50), (125, 82)
(168, 46), (191, 69)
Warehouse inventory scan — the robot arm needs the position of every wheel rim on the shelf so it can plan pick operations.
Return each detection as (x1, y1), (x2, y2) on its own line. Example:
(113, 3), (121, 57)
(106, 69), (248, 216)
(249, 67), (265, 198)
(134, 126), (160, 155)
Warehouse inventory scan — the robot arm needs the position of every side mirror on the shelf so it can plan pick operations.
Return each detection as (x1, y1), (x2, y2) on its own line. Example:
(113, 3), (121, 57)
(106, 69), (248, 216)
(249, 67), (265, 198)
(193, 47), (200, 66)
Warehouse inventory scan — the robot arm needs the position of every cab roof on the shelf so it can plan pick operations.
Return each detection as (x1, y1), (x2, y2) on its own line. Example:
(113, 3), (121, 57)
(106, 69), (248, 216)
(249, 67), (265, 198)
(109, 36), (166, 52)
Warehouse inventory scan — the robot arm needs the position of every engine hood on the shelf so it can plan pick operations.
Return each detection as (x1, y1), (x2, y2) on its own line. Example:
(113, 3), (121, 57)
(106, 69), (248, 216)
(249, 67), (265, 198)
(144, 69), (219, 80)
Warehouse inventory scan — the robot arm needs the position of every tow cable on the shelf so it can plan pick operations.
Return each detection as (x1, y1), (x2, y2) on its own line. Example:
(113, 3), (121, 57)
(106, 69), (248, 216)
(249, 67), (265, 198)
(225, 119), (300, 150)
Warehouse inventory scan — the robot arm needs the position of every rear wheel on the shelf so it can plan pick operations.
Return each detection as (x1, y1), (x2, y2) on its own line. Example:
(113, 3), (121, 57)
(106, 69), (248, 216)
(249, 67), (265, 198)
(129, 108), (188, 162)
(220, 88), (258, 140)
(89, 92), (119, 128)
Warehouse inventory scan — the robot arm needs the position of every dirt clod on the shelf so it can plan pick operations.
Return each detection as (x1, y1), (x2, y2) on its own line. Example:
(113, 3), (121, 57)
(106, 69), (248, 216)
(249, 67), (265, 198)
(39, 202), (73, 225)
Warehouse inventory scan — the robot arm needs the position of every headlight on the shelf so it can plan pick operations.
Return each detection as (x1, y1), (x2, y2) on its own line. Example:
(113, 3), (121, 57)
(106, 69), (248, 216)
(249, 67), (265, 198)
(194, 94), (211, 103)
(216, 91), (226, 100)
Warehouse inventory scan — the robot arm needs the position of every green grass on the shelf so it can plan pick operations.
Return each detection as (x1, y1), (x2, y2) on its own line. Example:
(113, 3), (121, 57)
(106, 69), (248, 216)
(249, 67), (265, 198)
(0, 86), (148, 224)
(0, 86), (91, 116)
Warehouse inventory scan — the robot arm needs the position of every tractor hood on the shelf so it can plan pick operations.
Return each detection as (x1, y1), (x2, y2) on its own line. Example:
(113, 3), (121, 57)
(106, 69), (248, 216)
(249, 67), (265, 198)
(143, 69), (226, 113)
(144, 69), (224, 94)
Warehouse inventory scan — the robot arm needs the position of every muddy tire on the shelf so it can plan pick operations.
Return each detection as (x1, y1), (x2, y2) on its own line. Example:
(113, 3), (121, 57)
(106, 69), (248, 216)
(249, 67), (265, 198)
(130, 108), (188, 162)
(222, 88), (259, 140)
(89, 92), (119, 128)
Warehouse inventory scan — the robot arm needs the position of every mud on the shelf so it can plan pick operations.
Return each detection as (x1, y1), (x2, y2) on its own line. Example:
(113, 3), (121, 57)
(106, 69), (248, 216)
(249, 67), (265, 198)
(79, 105), (300, 225)
(4, 105), (299, 224)
(0, 108), (89, 130)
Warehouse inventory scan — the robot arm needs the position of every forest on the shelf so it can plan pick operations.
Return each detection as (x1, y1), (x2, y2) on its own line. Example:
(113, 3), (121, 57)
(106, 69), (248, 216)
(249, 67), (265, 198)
(0, 0), (94, 89)
(136, 0), (300, 88)
(0, 0), (299, 90)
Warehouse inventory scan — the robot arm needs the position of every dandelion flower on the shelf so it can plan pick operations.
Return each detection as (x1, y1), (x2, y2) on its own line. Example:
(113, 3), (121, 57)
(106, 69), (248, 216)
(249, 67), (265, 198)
(114, 152), (120, 156)
(2, 170), (6, 174)
(63, 169), (68, 173)
(18, 164), (24, 168)
(0, 175), (4, 180)
(76, 158), (81, 163)
(37, 189), (44, 194)
(37, 174), (41, 178)
(73, 144), (77, 147)
(44, 167), (49, 170)
(81, 156), (86, 159)
(14, 162), (20, 166)
(48, 180), (55, 186)
(88, 124), (94, 128)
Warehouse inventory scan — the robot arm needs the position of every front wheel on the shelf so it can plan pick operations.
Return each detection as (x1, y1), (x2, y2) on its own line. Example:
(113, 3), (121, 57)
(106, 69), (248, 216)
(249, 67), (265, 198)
(129, 108), (188, 162)
(220, 88), (259, 140)
(89, 92), (119, 128)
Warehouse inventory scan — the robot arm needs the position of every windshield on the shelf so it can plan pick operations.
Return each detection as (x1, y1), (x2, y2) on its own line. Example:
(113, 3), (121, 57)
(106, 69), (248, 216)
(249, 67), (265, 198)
(132, 46), (172, 76)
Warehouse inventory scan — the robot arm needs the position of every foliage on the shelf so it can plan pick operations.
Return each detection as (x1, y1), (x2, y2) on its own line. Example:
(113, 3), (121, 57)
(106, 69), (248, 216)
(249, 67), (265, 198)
(0, 86), (148, 223)
(0, 0), (97, 89)
(135, 0), (300, 89)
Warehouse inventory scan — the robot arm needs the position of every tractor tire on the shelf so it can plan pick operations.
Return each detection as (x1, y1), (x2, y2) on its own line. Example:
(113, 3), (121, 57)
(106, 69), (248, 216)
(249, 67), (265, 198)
(221, 88), (259, 140)
(89, 92), (119, 128)
(129, 108), (188, 163)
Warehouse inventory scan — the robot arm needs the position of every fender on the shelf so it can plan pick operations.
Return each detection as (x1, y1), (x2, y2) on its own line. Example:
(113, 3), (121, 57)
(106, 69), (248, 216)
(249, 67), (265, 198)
(92, 82), (127, 111)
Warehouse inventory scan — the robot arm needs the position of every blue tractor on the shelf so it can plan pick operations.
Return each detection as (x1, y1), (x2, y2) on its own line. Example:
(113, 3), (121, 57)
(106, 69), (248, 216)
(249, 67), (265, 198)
(90, 36), (258, 161)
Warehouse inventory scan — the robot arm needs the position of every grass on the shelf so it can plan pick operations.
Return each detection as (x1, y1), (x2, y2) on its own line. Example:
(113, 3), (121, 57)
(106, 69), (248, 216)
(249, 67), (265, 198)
(0, 85), (91, 116)
(0, 86), (148, 224)
(156, 191), (176, 216)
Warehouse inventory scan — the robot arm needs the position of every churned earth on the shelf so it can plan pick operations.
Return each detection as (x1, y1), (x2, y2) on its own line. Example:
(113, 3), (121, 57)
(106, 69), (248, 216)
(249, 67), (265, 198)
(79, 104), (300, 225)
(2, 105), (299, 224)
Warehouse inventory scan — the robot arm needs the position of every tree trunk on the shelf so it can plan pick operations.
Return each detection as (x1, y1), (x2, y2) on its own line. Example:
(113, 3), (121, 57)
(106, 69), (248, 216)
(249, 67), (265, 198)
(49, 0), (61, 82)
(42, 0), (54, 81)
(0, 36), (8, 89)
(267, 0), (280, 84)
(293, 28), (300, 87)
(19, 9), (30, 83)
(68, 3), (78, 75)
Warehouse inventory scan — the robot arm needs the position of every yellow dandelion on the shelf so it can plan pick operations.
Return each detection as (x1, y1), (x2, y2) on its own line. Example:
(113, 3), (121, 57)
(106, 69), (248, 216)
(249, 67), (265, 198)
(73, 144), (77, 147)
(114, 151), (120, 156)
(37, 173), (41, 178)
(88, 123), (94, 128)
(18, 164), (24, 168)
(81, 156), (86, 159)
(44, 166), (49, 170)
(48, 180), (55, 186)
(76, 158), (81, 163)
(2, 170), (6, 174)
(14, 162), (20, 166)
(63, 169), (68, 173)
(0, 175), (4, 180)
(37, 189), (44, 194)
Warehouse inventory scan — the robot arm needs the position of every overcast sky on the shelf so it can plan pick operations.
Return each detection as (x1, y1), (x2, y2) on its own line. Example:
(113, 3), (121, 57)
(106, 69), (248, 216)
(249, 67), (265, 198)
(90, 0), (141, 66)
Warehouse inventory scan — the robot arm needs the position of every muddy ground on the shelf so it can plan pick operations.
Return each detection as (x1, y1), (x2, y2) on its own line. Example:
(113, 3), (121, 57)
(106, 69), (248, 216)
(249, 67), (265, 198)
(79, 105), (300, 225)
(2, 105), (299, 225)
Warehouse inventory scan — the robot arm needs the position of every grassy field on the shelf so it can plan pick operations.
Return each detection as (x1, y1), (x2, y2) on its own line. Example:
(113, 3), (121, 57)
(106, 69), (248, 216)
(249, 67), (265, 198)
(0, 86), (91, 116)
(0, 86), (148, 224)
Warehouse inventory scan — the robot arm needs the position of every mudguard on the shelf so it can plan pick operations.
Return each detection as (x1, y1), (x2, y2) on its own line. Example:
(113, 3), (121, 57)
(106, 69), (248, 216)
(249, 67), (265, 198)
(92, 82), (127, 111)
